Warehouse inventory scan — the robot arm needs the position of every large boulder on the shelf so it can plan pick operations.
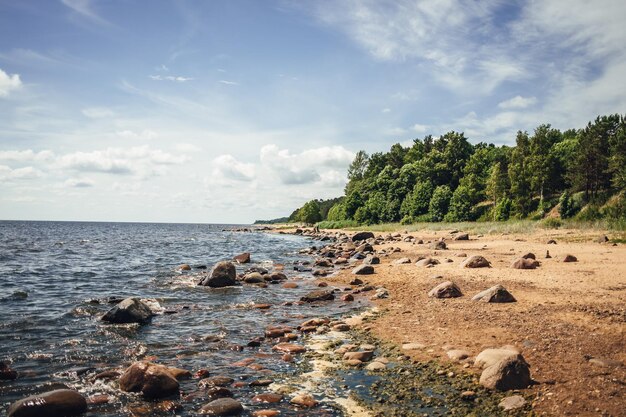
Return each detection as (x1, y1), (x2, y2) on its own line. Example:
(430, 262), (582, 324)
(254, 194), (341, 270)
(199, 261), (238, 287)
(300, 289), (335, 302)
(428, 281), (463, 298)
(101, 297), (154, 324)
(475, 347), (522, 369)
(119, 362), (181, 399)
(563, 254), (578, 262)
(200, 397), (244, 415)
(479, 355), (531, 391)
(352, 231), (375, 242)
(472, 285), (516, 303)
(460, 255), (491, 268)
(8, 389), (87, 417)
(511, 258), (540, 269)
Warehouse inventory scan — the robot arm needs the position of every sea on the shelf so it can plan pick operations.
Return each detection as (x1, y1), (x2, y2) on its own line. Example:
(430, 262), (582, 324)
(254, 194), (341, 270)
(0, 221), (358, 416)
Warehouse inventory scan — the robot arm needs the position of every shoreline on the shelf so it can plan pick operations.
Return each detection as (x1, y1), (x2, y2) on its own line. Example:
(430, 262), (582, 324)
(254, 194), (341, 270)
(273, 225), (626, 416)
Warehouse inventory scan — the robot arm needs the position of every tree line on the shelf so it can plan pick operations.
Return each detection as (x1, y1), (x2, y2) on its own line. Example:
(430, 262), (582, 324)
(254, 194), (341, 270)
(286, 114), (626, 225)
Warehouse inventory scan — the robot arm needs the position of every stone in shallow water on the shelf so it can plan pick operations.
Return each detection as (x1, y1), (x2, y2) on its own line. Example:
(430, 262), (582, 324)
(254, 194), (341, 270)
(8, 389), (87, 417)
(233, 252), (250, 264)
(199, 398), (243, 415)
(119, 362), (180, 399)
(101, 297), (154, 324)
(300, 289), (335, 302)
(272, 343), (306, 354)
(199, 261), (238, 287)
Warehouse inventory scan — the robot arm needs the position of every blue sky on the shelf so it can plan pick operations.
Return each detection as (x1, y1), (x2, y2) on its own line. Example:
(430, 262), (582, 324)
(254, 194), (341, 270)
(1, 0), (625, 223)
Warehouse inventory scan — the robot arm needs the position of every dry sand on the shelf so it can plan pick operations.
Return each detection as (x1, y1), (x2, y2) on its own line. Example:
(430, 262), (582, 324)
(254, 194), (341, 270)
(320, 228), (626, 416)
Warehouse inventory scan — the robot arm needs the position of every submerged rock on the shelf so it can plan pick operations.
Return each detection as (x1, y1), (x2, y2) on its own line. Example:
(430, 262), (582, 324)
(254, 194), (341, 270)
(428, 281), (463, 298)
(200, 398), (243, 415)
(0, 361), (17, 380)
(119, 361), (181, 398)
(300, 289), (335, 302)
(472, 285), (516, 303)
(233, 252), (250, 264)
(8, 389), (87, 417)
(199, 261), (238, 287)
(101, 297), (154, 324)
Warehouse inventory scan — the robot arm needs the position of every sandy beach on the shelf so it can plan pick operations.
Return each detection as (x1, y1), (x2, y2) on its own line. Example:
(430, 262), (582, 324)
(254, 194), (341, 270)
(300, 226), (626, 416)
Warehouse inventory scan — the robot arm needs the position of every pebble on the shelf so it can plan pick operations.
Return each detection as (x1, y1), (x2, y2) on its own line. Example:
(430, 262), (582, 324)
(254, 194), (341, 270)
(290, 393), (317, 407)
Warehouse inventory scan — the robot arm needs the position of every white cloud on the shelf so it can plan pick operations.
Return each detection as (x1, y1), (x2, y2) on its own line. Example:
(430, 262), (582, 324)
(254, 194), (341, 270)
(384, 127), (407, 136)
(149, 75), (193, 82)
(211, 154), (256, 182)
(412, 124), (428, 134)
(381, 108), (391, 113)
(219, 80), (239, 86)
(116, 129), (157, 140)
(0, 165), (42, 180)
(0, 150), (54, 162)
(0, 68), (22, 97)
(64, 177), (95, 188)
(82, 107), (114, 118)
(61, 0), (110, 26)
(498, 96), (537, 110)
(260, 144), (354, 185)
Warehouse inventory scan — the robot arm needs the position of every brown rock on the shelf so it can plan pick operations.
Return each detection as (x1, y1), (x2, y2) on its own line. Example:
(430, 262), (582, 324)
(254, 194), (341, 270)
(511, 258), (540, 269)
(272, 343), (306, 354)
(300, 289), (335, 302)
(563, 254), (578, 262)
(252, 393), (283, 403)
(480, 356), (531, 391)
(0, 361), (17, 380)
(343, 351), (374, 362)
(206, 387), (233, 401)
(341, 294), (354, 302)
(178, 264), (192, 271)
(428, 281), (463, 298)
(198, 375), (234, 388)
(119, 362), (180, 398)
(472, 285), (516, 303)
(199, 398), (243, 415)
(415, 257), (440, 267)
(199, 261), (238, 287)
(282, 282), (298, 289)
(8, 389), (87, 417)
(352, 264), (374, 275)
(460, 255), (491, 268)
(233, 252), (250, 263)
(454, 233), (469, 241)
(290, 393), (317, 407)
(252, 410), (280, 417)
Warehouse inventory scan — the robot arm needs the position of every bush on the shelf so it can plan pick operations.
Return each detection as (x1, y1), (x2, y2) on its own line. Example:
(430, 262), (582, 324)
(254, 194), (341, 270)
(493, 198), (512, 221)
(326, 203), (347, 221)
(575, 204), (603, 221)
(400, 215), (414, 225)
(428, 185), (452, 222)
(558, 191), (577, 218)
(541, 217), (563, 229)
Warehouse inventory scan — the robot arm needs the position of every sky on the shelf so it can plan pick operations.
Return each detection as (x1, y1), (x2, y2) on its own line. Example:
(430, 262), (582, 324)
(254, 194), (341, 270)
(1, 0), (625, 223)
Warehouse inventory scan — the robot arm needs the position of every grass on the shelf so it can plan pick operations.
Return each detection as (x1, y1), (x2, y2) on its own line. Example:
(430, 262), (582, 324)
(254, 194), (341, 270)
(316, 220), (359, 229)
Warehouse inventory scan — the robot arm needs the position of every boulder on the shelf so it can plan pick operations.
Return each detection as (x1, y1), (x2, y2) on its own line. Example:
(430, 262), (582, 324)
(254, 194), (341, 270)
(243, 272), (264, 284)
(362, 255), (380, 265)
(8, 389), (87, 417)
(460, 255), (491, 268)
(352, 265), (374, 275)
(199, 261), (237, 287)
(200, 398), (244, 415)
(454, 233), (469, 241)
(479, 356), (531, 391)
(290, 393), (317, 407)
(446, 349), (471, 361)
(429, 240), (447, 250)
(356, 243), (374, 253)
(415, 257), (439, 267)
(393, 257), (412, 265)
(352, 231), (375, 242)
(563, 254), (578, 262)
(300, 289), (335, 302)
(472, 285), (516, 303)
(119, 362), (180, 398)
(597, 235), (609, 243)
(272, 343), (306, 354)
(511, 258), (540, 269)
(343, 351), (374, 362)
(178, 264), (191, 271)
(499, 395), (527, 411)
(428, 281), (462, 298)
(233, 252), (250, 264)
(199, 376), (235, 387)
(101, 297), (154, 324)
(474, 347), (522, 369)
(521, 252), (536, 260)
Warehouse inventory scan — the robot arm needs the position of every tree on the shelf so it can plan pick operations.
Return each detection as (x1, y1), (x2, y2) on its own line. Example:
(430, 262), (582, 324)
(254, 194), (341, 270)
(486, 161), (510, 219)
(429, 185), (452, 221)
(296, 200), (322, 224)
(608, 115), (626, 191)
(344, 190), (364, 219)
(354, 192), (385, 224)
(528, 124), (561, 203)
(509, 131), (532, 217)
(445, 185), (472, 222)
(400, 180), (434, 219)
(326, 202), (347, 221)
(345, 150), (369, 195)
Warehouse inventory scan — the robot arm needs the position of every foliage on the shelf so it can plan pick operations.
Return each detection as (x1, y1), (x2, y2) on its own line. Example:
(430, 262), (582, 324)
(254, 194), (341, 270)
(326, 202), (347, 221)
(493, 198), (512, 221)
(445, 185), (473, 222)
(294, 200), (322, 224)
(428, 185), (452, 222)
(541, 218), (563, 229)
(558, 191), (577, 219)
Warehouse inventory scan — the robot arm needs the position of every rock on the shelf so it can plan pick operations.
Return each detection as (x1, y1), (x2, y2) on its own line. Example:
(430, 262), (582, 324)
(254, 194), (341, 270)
(521, 252), (536, 259)
(350, 278), (363, 285)
(365, 361), (387, 371)
(460, 391), (476, 401)
(300, 289), (335, 302)
(252, 393), (283, 403)
(402, 343), (426, 350)
(233, 252), (250, 264)
(454, 233), (469, 241)
(429, 240), (447, 250)
(475, 347), (521, 369)
(252, 411), (280, 417)
(480, 355), (531, 391)
(272, 343), (306, 354)
(415, 257), (439, 267)
(547, 239), (557, 244)
(199, 261), (238, 287)
(499, 395), (527, 411)
(545, 250), (551, 258)
(563, 254), (578, 262)
(178, 264), (191, 271)
(101, 297), (154, 324)
(333, 323), (351, 331)
(472, 285), (516, 303)
(362, 255), (380, 265)
(268, 272), (287, 281)
(447, 349), (471, 361)
(0, 361), (17, 380)
(356, 243), (374, 253)
(372, 288), (389, 299)
(511, 258), (540, 269)
(243, 272), (264, 284)
(352, 231), (375, 242)
(199, 376), (235, 387)
(393, 257), (412, 265)
(206, 387), (234, 401)
(7, 389), (87, 417)
(352, 265), (374, 275)
(200, 398), (243, 415)
(588, 357), (623, 367)
(341, 294), (354, 302)
(290, 393), (317, 407)
(460, 255), (491, 268)
(282, 282), (298, 289)
(428, 281), (463, 298)
(597, 235), (609, 243)
(119, 362), (180, 398)
(343, 351), (374, 362)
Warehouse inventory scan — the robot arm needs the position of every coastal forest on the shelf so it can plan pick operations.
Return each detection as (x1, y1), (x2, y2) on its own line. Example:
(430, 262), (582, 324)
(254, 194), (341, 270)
(280, 114), (626, 227)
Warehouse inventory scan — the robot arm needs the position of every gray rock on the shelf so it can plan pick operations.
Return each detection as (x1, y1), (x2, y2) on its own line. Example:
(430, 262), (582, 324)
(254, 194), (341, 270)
(454, 233), (469, 241)
(428, 281), (462, 298)
(362, 255), (380, 265)
(511, 258), (540, 269)
(199, 261), (238, 287)
(415, 257), (440, 267)
(429, 240), (447, 250)
(479, 355), (531, 391)
(475, 347), (521, 369)
(472, 285), (516, 303)
(352, 231), (375, 242)
(8, 389), (87, 417)
(499, 395), (526, 411)
(352, 264), (374, 275)
(393, 257), (412, 265)
(200, 397), (243, 415)
(300, 289), (335, 302)
(101, 297), (154, 324)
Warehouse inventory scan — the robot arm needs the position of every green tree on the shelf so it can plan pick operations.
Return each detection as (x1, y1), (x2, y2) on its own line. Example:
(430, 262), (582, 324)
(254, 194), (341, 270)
(429, 185), (452, 221)
(296, 200), (322, 224)
(400, 180), (434, 219)
(509, 131), (532, 217)
(344, 190), (364, 219)
(445, 185), (472, 222)
(486, 161), (510, 220)
(354, 192), (386, 224)
(608, 115), (626, 190)
(529, 124), (561, 203)
(326, 202), (347, 221)
(493, 198), (512, 221)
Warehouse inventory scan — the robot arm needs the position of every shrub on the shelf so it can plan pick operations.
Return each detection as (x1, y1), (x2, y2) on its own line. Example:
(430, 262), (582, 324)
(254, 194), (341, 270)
(493, 198), (512, 221)
(326, 203), (347, 221)
(558, 191), (577, 218)
(541, 217), (562, 229)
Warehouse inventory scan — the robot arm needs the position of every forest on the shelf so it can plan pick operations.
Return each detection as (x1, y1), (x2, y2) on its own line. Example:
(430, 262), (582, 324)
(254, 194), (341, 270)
(285, 114), (626, 227)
